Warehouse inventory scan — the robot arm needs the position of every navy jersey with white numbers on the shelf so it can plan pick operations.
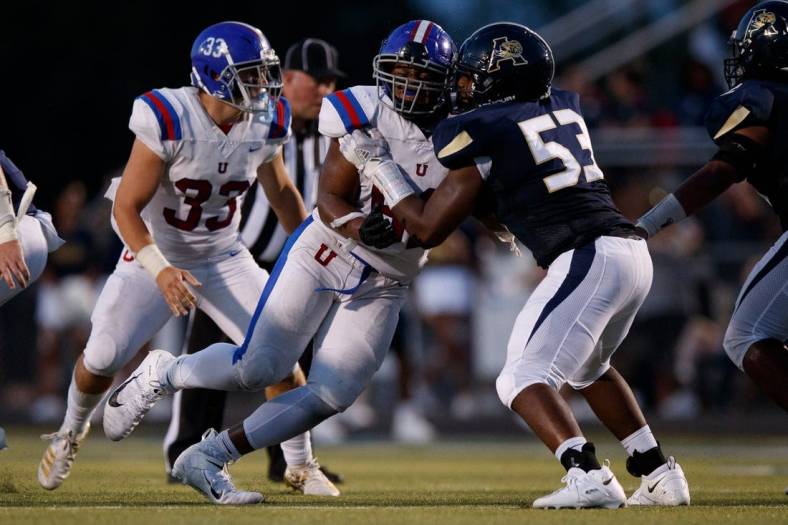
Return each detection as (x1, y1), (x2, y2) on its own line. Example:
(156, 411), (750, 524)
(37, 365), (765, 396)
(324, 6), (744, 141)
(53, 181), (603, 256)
(705, 79), (788, 230)
(0, 150), (37, 216)
(433, 88), (633, 267)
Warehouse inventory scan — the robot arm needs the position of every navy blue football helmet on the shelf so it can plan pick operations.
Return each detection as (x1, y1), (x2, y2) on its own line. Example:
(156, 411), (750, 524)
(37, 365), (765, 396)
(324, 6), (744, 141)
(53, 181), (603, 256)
(725, 1), (788, 88)
(190, 21), (283, 113)
(372, 20), (456, 116)
(453, 22), (554, 112)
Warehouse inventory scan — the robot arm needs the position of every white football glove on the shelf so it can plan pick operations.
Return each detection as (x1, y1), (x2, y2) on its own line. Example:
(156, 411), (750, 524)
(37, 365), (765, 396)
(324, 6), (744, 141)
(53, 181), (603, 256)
(339, 129), (415, 208)
(338, 129), (391, 172)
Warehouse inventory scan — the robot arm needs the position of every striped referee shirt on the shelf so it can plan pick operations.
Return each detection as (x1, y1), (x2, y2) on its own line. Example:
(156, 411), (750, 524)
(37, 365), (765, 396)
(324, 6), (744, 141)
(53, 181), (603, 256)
(239, 121), (329, 264)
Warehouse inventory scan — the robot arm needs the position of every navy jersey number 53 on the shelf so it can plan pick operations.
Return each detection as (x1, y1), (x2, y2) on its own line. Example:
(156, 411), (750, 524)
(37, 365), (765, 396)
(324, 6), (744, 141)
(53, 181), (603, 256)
(432, 88), (632, 267)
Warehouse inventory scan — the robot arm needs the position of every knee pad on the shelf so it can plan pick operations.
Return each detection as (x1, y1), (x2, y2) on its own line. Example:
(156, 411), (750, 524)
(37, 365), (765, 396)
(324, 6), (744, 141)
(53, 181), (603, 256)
(236, 346), (294, 392)
(305, 376), (365, 413)
(303, 385), (341, 418)
(496, 365), (564, 408)
(82, 331), (125, 377)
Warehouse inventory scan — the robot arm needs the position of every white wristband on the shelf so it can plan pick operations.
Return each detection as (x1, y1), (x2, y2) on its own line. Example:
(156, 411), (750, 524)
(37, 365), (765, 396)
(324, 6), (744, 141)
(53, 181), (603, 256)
(330, 211), (366, 229)
(370, 159), (415, 208)
(136, 243), (171, 279)
(0, 189), (17, 244)
(636, 193), (687, 237)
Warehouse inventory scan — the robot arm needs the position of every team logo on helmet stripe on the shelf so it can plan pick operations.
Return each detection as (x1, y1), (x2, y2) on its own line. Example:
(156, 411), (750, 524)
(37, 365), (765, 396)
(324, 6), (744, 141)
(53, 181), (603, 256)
(488, 37), (527, 72)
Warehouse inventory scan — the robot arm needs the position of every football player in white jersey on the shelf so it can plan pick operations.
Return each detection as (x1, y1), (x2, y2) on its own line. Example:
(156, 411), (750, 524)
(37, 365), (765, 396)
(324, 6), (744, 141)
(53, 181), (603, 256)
(38, 21), (337, 501)
(103, 20), (457, 504)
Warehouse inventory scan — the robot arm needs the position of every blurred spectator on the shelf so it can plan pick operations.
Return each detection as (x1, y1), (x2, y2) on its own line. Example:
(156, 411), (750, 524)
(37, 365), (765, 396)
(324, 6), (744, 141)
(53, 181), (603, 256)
(600, 68), (651, 128)
(413, 229), (478, 421)
(676, 59), (719, 126)
(33, 182), (104, 422)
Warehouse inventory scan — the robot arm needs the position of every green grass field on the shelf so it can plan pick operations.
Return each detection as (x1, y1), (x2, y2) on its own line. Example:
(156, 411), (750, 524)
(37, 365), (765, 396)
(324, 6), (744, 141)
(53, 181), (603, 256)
(0, 427), (786, 525)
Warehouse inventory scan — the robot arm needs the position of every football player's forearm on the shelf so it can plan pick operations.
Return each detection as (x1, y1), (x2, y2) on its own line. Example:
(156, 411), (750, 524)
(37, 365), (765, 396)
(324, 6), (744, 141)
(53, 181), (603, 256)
(112, 202), (154, 253)
(638, 161), (738, 237)
(673, 161), (739, 216)
(390, 196), (450, 248)
(317, 193), (363, 241)
(269, 187), (307, 234)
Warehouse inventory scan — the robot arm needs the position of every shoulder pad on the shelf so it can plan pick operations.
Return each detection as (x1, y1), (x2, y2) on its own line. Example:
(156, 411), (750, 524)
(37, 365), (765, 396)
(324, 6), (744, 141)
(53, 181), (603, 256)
(135, 89), (184, 141)
(267, 97), (291, 141)
(319, 86), (377, 137)
(705, 81), (774, 142)
(550, 88), (581, 110)
(432, 112), (485, 170)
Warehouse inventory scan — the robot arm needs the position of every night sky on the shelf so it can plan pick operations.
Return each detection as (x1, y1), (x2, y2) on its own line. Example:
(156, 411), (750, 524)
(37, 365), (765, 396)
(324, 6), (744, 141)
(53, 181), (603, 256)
(0, 0), (425, 209)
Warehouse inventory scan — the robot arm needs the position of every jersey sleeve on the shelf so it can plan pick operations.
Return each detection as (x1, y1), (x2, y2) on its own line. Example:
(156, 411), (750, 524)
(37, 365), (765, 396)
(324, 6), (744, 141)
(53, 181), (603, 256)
(433, 115), (490, 174)
(318, 86), (377, 138)
(129, 90), (182, 162)
(705, 80), (774, 143)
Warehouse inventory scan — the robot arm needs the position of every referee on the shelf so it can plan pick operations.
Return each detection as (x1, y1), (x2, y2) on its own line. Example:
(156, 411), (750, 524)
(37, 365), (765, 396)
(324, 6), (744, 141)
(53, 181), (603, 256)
(163, 38), (344, 483)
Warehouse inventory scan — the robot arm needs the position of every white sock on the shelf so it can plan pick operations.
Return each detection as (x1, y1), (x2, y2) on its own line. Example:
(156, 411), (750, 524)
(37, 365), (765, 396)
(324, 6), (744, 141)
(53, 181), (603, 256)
(554, 436), (587, 462)
(621, 425), (659, 455)
(165, 343), (242, 391)
(59, 373), (103, 434)
(280, 431), (314, 467)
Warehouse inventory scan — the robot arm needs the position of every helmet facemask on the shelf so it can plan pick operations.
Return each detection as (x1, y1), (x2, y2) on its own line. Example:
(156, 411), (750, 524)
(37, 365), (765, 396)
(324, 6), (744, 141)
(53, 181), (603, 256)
(373, 53), (450, 116)
(724, 31), (746, 89)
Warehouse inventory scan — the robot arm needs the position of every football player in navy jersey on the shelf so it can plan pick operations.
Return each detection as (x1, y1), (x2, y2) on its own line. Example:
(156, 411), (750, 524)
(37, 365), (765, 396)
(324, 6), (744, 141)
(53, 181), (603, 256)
(350, 22), (690, 508)
(0, 151), (63, 306)
(638, 1), (788, 412)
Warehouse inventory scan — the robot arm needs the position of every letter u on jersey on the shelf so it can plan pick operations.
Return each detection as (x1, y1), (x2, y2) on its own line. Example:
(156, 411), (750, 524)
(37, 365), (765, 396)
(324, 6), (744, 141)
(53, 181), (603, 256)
(314, 243), (338, 266)
(217, 162), (228, 174)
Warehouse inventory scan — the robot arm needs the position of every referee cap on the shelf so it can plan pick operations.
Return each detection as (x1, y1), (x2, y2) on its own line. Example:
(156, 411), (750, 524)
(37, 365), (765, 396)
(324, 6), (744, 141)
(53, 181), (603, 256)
(284, 38), (345, 79)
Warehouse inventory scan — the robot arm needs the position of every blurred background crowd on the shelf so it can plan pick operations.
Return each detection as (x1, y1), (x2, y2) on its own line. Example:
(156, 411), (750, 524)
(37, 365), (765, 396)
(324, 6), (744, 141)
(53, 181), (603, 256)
(0, 0), (783, 441)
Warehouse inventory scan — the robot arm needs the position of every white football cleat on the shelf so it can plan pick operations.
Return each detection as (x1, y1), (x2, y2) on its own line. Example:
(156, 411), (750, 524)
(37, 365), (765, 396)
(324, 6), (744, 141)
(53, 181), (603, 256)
(172, 429), (263, 505)
(532, 462), (626, 509)
(103, 349), (174, 441)
(627, 456), (690, 506)
(285, 460), (341, 496)
(37, 423), (90, 490)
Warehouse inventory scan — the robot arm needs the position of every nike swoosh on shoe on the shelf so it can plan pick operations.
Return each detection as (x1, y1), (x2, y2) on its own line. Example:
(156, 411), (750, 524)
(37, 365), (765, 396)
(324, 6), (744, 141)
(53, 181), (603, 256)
(108, 373), (141, 408)
(204, 472), (222, 500)
(648, 477), (664, 493)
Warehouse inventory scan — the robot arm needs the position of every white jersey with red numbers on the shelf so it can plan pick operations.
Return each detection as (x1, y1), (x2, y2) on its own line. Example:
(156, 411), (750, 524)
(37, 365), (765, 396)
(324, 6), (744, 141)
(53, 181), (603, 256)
(117, 86), (291, 266)
(317, 85), (448, 282)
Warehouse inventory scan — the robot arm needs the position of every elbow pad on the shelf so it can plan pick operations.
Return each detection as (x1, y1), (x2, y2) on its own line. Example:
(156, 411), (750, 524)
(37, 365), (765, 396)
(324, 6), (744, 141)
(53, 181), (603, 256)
(711, 134), (764, 179)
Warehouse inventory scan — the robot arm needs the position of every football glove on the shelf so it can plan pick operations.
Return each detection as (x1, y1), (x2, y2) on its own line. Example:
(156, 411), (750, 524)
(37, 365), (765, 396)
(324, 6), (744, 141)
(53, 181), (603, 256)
(338, 129), (390, 172)
(359, 208), (398, 249)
